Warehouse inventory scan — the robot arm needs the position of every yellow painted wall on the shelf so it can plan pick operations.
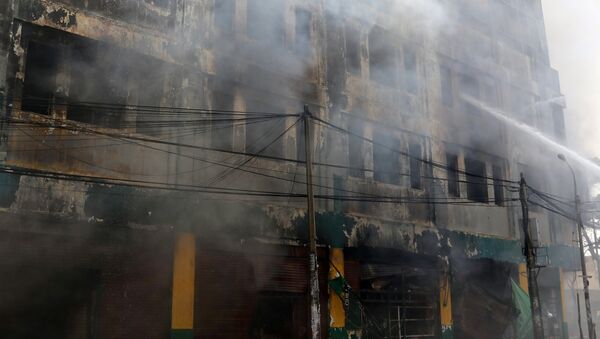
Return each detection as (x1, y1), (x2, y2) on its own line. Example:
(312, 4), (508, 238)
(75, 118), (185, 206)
(329, 248), (346, 328)
(440, 273), (452, 327)
(518, 263), (529, 294)
(171, 233), (196, 330)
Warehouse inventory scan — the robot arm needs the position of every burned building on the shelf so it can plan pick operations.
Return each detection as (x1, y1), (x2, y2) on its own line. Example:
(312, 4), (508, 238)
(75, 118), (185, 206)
(0, 1), (583, 338)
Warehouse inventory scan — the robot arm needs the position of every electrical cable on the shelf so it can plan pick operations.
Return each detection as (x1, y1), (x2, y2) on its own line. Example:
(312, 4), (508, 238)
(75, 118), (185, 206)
(6, 116), (520, 190)
(310, 115), (519, 185)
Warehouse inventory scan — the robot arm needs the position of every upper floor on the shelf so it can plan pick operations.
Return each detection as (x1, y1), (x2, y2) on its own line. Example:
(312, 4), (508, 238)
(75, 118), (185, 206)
(0, 0), (576, 249)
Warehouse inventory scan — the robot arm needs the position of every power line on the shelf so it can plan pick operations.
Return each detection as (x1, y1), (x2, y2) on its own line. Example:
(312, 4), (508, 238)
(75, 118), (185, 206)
(13, 96), (295, 116)
(311, 115), (519, 185)
(0, 165), (519, 206)
(6, 117), (520, 190)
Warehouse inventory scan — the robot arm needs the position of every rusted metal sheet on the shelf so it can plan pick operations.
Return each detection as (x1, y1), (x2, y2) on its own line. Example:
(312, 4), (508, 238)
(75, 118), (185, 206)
(194, 246), (328, 339)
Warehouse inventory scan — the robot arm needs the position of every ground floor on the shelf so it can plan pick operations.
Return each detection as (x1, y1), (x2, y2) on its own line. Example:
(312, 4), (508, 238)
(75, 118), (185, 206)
(0, 219), (577, 339)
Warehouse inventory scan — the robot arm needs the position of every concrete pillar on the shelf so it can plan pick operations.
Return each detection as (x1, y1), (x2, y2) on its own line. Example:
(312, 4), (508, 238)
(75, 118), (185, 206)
(440, 269), (453, 339)
(170, 233), (196, 339)
(559, 268), (569, 339)
(518, 263), (529, 293)
(328, 247), (347, 339)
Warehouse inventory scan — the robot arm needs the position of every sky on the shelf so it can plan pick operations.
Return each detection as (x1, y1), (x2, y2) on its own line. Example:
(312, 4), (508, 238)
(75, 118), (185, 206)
(542, 0), (600, 159)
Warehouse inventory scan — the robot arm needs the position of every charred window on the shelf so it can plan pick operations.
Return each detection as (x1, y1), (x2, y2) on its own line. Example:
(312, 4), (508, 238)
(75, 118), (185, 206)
(440, 66), (453, 107)
(373, 133), (400, 185)
(295, 8), (311, 55)
(447, 153), (460, 197)
(245, 103), (285, 158)
(403, 50), (418, 94)
(459, 74), (479, 102)
(333, 175), (344, 213)
(481, 78), (498, 107)
(68, 41), (128, 128)
(211, 94), (234, 151)
(214, 0), (235, 34)
(22, 42), (60, 115)
(465, 158), (488, 203)
(492, 165), (504, 205)
(133, 57), (165, 137)
(409, 143), (422, 189)
(348, 120), (364, 177)
(369, 27), (396, 86)
(345, 24), (361, 75)
(247, 0), (284, 45)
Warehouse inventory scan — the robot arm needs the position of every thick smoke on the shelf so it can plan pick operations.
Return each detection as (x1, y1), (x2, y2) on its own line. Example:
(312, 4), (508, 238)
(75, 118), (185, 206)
(542, 0), (600, 159)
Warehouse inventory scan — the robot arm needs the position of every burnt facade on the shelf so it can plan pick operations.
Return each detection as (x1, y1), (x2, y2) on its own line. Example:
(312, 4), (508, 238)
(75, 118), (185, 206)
(0, 1), (583, 338)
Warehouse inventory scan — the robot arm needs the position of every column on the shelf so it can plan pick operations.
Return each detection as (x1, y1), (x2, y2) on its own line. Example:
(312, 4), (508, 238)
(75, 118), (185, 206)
(171, 233), (196, 339)
(328, 247), (347, 339)
(518, 263), (529, 293)
(440, 269), (453, 339)
(559, 268), (569, 339)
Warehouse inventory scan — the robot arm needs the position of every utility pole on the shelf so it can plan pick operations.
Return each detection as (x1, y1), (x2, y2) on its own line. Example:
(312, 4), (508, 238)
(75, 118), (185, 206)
(558, 153), (597, 339)
(575, 194), (597, 339)
(519, 174), (545, 339)
(303, 105), (321, 339)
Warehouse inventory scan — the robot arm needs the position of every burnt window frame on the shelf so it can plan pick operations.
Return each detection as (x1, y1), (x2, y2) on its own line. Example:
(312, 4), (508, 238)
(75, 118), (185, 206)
(409, 142), (422, 190)
(211, 93), (235, 152)
(368, 26), (397, 87)
(440, 65), (454, 107)
(246, 0), (285, 46)
(348, 119), (365, 178)
(403, 48), (418, 95)
(345, 23), (362, 76)
(214, 0), (236, 35)
(492, 164), (505, 206)
(294, 7), (312, 56)
(446, 153), (460, 197)
(459, 73), (480, 102)
(21, 41), (61, 116)
(465, 157), (488, 203)
(373, 132), (401, 185)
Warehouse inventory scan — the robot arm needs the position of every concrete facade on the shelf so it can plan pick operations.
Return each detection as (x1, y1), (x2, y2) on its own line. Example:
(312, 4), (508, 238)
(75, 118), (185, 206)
(0, 1), (583, 338)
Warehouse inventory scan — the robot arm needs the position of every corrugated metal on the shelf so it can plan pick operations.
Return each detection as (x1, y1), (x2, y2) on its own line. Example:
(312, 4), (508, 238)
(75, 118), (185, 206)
(251, 255), (308, 293)
(195, 246), (328, 339)
(344, 260), (361, 290)
(195, 250), (256, 339)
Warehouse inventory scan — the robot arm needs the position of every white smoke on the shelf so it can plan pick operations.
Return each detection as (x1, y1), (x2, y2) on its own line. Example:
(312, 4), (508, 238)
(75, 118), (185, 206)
(542, 0), (600, 158)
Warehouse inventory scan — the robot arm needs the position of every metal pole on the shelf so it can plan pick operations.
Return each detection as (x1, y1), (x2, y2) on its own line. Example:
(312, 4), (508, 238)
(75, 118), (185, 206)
(560, 154), (597, 339)
(519, 174), (545, 339)
(303, 105), (321, 339)
(579, 292), (585, 339)
(575, 193), (597, 339)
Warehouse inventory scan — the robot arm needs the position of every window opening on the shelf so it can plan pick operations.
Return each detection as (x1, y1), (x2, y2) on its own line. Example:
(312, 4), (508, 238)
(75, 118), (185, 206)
(214, 0), (235, 34)
(295, 8), (311, 55)
(373, 133), (400, 185)
(22, 42), (60, 115)
(492, 165), (504, 205)
(447, 153), (460, 197)
(465, 158), (488, 203)
(369, 27), (396, 86)
(345, 24), (361, 75)
(409, 143), (422, 189)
